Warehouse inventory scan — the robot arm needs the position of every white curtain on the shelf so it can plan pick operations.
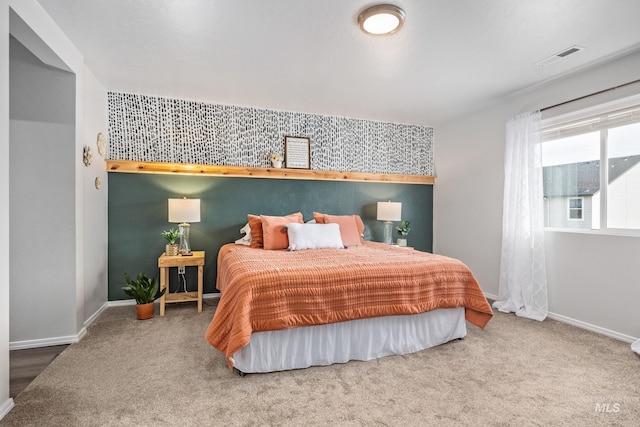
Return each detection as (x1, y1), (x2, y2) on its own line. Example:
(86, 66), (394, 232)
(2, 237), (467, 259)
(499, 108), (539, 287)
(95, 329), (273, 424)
(493, 111), (548, 321)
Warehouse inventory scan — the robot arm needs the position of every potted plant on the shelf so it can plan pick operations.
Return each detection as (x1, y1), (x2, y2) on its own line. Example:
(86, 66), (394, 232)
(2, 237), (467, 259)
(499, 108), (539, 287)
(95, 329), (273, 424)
(122, 272), (166, 320)
(162, 228), (180, 256)
(396, 220), (411, 247)
(269, 153), (283, 168)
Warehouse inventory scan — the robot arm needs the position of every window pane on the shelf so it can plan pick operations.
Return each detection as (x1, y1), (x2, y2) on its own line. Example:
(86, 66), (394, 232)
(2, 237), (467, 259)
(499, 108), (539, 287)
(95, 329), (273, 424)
(607, 122), (640, 230)
(542, 132), (599, 229)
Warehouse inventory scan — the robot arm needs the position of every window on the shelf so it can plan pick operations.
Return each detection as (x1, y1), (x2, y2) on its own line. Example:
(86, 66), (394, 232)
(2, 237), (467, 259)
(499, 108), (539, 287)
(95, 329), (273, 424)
(541, 96), (640, 234)
(568, 197), (583, 220)
(607, 122), (640, 230)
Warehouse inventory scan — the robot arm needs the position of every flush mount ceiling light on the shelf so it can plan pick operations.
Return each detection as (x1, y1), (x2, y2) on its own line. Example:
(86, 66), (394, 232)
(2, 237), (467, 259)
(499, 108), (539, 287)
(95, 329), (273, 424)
(358, 4), (405, 35)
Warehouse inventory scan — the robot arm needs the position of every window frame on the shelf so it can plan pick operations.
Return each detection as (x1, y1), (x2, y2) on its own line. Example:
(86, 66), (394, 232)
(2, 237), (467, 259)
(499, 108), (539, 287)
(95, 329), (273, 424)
(541, 93), (640, 237)
(567, 197), (584, 221)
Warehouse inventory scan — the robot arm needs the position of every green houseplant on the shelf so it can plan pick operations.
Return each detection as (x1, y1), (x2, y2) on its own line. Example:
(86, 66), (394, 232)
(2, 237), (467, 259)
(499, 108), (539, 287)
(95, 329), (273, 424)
(122, 272), (166, 320)
(396, 220), (411, 247)
(162, 228), (180, 256)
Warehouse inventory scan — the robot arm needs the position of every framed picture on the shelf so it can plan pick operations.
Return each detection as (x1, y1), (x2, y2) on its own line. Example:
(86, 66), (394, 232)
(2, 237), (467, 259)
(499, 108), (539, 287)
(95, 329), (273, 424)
(284, 136), (310, 169)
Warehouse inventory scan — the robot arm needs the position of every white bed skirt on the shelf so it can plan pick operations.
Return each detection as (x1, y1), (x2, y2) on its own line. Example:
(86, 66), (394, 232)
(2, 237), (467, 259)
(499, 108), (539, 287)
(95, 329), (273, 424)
(231, 307), (467, 374)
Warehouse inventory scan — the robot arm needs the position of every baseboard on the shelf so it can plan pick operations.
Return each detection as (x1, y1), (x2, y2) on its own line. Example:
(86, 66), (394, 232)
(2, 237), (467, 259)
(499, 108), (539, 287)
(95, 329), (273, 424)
(546, 312), (636, 343)
(8, 294), (221, 351)
(106, 292), (221, 307)
(0, 398), (14, 421)
(106, 298), (137, 307)
(485, 291), (637, 343)
(84, 301), (109, 327)
(9, 301), (108, 351)
(9, 333), (83, 351)
(483, 292), (498, 301)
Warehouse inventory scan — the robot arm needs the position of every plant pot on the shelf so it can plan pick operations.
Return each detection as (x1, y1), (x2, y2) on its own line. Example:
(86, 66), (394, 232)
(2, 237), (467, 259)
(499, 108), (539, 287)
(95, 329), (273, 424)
(397, 238), (407, 247)
(165, 244), (179, 256)
(136, 302), (154, 320)
(271, 160), (282, 168)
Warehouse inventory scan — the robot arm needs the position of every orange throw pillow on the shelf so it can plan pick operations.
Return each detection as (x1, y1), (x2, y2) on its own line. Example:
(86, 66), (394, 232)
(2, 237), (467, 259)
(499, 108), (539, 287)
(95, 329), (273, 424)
(247, 214), (264, 248)
(260, 212), (304, 250)
(313, 212), (364, 246)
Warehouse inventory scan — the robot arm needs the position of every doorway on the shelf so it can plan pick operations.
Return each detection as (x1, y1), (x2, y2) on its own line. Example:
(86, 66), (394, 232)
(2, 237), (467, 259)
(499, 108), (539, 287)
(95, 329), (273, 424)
(9, 19), (76, 365)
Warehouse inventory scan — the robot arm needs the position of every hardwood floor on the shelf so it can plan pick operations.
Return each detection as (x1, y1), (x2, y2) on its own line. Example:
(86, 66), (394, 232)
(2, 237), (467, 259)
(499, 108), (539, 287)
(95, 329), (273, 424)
(9, 345), (68, 398)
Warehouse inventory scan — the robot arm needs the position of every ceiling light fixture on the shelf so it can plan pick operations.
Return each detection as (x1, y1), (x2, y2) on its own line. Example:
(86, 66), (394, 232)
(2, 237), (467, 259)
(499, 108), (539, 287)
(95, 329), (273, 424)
(358, 4), (405, 35)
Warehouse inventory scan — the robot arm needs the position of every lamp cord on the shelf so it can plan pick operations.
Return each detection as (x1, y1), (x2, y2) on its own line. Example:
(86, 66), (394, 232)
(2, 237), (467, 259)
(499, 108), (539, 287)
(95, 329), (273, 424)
(173, 272), (189, 293)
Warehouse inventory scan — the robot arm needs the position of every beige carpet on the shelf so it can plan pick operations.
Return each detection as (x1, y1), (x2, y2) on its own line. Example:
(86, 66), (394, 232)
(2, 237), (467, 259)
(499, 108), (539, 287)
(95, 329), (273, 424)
(2, 301), (639, 426)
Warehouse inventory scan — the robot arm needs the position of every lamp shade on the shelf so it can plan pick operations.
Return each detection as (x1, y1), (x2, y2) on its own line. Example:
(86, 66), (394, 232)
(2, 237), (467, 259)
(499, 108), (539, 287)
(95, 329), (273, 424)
(377, 201), (402, 221)
(168, 198), (201, 223)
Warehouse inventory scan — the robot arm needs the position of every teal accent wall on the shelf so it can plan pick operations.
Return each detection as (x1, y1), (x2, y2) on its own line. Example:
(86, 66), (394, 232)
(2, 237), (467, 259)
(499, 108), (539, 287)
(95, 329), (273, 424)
(108, 173), (433, 300)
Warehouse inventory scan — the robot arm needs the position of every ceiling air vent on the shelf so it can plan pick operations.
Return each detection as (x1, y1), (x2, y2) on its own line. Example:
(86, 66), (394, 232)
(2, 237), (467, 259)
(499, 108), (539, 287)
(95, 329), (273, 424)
(535, 45), (586, 67)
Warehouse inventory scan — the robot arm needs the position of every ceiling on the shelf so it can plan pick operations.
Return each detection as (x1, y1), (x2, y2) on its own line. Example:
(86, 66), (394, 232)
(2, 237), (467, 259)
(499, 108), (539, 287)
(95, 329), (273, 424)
(36, 0), (640, 126)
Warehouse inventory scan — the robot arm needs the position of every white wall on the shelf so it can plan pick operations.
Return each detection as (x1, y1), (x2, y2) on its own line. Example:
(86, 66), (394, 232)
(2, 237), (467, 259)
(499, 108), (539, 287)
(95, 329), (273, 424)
(435, 49), (640, 341)
(544, 231), (640, 338)
(9, 36), (77, 344)
(1, 0), (107, 419)
(81, 66), (108, 324)
(0, 0), (13, 419)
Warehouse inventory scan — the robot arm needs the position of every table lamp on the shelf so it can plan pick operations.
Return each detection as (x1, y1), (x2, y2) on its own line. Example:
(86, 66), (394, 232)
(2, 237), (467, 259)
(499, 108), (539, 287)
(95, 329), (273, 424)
(377, 201), (402, 245)
(168, 198), (201, 255)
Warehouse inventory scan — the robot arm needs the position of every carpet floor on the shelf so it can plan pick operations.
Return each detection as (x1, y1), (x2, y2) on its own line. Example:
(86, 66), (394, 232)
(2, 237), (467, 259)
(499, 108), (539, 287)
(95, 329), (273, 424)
(1, 301), (639, 426)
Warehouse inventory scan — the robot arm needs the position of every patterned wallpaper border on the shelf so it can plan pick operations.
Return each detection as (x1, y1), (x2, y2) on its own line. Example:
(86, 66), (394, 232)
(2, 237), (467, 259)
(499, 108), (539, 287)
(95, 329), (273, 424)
(107, 92), (434, 176)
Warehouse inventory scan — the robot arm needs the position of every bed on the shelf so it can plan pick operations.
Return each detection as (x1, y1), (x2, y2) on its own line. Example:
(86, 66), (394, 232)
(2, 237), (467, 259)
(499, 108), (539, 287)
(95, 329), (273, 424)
(205, 240), (493, 374)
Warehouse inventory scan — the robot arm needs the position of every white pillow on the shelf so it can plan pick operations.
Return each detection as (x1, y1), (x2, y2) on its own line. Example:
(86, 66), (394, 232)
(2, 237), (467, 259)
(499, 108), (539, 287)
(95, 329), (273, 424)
(239, 222), (251, 236)
(235, 222), (252, 246)
(287, 223), (344, 251)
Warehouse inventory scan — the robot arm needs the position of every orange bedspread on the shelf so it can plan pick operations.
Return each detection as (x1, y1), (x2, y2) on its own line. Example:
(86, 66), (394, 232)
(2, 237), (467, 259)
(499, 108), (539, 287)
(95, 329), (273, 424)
(205, 242), (493, 368)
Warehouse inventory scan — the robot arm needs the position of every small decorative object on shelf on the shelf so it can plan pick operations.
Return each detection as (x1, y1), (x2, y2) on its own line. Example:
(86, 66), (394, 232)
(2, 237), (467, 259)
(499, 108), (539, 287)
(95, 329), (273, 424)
(122, 272), (166, 320)
(162, 228), (180, 256)
(284, 136), (311, 169)
(269, 152), (283, 168)
(396, 220), (411, 247)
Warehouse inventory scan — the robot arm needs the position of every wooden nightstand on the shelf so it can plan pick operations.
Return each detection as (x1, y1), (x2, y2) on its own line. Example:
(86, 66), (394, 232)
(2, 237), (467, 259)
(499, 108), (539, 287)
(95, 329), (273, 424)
(392, 244), (414, 250)
(158, 251), (205, 316)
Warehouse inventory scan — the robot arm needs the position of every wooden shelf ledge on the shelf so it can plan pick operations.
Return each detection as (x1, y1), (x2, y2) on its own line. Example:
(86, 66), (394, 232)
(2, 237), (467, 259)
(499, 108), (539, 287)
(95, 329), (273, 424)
(106, 160), (435, 185)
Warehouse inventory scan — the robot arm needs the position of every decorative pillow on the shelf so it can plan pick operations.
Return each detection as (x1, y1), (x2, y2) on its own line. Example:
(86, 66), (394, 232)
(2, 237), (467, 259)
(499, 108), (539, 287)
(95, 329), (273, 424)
(234, 223), (252, 246)
(287, 223), (344, 251)
(260, 212), (304, 250)
(313, 212), (364, 246)
(313, 212), (365, 235)
(247, 214), (264, 248)
(240, 222), (251, 235)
